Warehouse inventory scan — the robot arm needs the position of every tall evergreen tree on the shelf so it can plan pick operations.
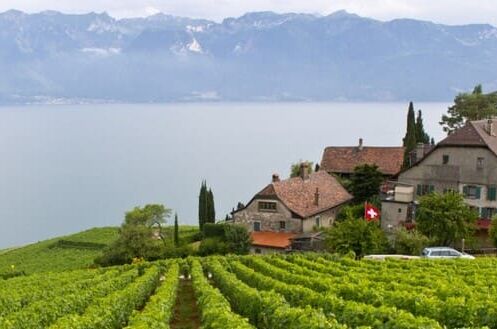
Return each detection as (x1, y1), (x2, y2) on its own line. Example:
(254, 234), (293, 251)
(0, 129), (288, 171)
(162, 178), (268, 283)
(207, 188), (216, 223)
(174, 213), (179, 247)
(198, 181), (207, 230)
(402, 102), (417, 168)
(415, 110), (430, 144)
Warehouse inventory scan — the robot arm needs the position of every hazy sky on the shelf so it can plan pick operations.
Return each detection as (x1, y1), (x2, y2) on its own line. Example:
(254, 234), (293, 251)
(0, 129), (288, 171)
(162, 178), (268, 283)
(2, 0), (497, 26)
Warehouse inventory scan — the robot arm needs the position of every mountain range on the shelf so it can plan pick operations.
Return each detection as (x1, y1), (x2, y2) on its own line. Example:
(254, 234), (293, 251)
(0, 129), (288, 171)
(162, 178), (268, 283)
(1, 9), (497, 103)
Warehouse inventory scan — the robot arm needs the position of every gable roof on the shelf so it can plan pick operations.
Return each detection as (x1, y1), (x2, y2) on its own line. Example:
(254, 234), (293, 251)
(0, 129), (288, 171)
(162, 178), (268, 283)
(251, 231), (296, 249)
(395, 118), (497, 177)
(254, 171), (353, 218)
(320, 146), (405, 175)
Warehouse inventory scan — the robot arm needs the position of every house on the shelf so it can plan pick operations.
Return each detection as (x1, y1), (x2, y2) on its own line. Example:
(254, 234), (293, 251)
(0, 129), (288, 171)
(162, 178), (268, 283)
(384, 118), (497, 247)
(320, 138), (405, 179)
(232, 164), (353, 253)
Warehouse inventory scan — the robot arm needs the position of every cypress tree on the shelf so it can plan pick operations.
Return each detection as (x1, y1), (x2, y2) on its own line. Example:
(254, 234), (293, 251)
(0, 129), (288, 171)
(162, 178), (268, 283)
(198, 181), (207, 230)
(207, 188), (216, 223)
(402, 102), (417, 168)
(174, 213), (179, 247)
(415, 110), (430, 144)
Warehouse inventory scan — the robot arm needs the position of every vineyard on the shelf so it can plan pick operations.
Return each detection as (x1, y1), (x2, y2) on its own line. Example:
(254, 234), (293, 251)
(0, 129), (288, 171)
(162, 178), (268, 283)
(1, 254), (497, 328)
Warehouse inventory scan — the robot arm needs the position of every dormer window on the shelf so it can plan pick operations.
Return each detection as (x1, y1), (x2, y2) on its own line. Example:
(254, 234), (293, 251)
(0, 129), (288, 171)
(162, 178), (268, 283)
(258, 201), (277, 212)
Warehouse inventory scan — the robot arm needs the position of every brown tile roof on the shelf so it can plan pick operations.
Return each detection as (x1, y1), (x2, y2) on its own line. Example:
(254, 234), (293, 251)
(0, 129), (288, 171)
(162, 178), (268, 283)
(251, 231), (296, 249)
(320, 146), (405, 176)
(256, 171), (353, 218)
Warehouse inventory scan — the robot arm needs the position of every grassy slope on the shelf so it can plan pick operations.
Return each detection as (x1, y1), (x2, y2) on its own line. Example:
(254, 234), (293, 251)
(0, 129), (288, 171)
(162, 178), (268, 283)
(0, 225), (199, 274)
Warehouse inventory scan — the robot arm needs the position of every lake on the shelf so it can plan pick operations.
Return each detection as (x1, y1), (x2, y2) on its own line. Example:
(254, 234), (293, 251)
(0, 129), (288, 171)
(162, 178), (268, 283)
(0, 102), (449, 248)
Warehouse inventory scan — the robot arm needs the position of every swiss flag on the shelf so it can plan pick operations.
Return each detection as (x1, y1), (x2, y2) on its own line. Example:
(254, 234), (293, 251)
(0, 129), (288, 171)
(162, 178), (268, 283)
(364, 203), (380, 222)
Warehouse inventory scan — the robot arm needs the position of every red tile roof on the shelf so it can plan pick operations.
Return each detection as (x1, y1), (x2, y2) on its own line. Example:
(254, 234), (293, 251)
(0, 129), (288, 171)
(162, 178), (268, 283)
(320, 146), (405, 176)
(251, 231), (296, 249)
(256, 171), (353, 218)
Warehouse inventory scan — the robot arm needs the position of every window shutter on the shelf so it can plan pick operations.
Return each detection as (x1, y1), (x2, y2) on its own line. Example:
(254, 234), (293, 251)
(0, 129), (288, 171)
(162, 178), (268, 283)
(488, 186), (497, 201)
(476, 187), (481, 199)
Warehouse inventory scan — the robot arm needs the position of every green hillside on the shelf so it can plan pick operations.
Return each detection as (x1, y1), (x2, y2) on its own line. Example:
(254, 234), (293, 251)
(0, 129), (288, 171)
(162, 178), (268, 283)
(0, 226), (199, 275)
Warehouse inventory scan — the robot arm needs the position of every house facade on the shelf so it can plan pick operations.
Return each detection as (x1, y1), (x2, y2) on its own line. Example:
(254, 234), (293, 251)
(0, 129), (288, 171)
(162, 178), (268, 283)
(320, 138), (405, 179)
(385, 119), (497, 246)
(232, 165), (353, 253)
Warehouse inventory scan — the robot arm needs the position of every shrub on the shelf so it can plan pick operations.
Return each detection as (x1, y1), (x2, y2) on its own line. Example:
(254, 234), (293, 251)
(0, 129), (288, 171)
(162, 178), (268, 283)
(325, 217), (389, 258)
(489, 216), (497, 248)
(198, 238), (229, 256)
(392, 228), (432, 255)
(202, 223), (227, 238)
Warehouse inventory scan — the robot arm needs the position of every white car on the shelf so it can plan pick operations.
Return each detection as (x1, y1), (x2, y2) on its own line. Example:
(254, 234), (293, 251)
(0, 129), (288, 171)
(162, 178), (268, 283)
(421, 247), (475, 259)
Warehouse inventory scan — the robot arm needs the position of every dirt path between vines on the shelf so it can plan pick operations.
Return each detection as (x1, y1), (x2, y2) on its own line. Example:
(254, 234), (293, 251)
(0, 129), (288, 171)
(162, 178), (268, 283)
(170, 279), (201, 329)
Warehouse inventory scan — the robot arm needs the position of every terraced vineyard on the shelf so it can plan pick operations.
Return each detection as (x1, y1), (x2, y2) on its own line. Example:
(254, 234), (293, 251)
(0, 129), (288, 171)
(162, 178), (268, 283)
(1, 254), (497, 328)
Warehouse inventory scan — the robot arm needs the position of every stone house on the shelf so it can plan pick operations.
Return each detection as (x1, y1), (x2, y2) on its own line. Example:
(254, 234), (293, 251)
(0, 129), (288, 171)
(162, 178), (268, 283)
(232, 165), (353, 253)
(320, 138), (405, 179)
(384, 119), (497, 247)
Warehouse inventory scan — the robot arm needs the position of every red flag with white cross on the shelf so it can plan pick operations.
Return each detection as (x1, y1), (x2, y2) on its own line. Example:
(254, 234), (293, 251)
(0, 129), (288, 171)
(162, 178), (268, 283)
(364, 203), (380, 222)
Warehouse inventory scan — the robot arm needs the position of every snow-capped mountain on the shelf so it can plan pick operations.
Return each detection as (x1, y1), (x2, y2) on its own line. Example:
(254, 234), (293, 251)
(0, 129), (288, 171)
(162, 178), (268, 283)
(1, 9), (497, 103)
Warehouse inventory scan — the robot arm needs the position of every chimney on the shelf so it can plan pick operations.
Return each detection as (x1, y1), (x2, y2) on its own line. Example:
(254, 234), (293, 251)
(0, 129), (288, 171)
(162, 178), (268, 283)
(314, 188), (320, 206)
(272, 173), (280, 183)
(487, 119), (494, 136)
(300, 162), (310, 180)
(358, 138), (363, 151)
(415, 143), (425, 163)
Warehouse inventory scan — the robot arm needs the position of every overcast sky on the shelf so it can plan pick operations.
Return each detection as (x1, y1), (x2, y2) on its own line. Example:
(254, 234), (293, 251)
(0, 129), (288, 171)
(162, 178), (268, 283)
(2, 0), (497, 26)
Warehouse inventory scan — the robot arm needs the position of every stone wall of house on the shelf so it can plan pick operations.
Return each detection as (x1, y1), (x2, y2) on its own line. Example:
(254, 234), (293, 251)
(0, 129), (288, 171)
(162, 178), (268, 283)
(302, 207), (340, 232)
(399, 147), (497, 212)
(232, 198), (302, 233)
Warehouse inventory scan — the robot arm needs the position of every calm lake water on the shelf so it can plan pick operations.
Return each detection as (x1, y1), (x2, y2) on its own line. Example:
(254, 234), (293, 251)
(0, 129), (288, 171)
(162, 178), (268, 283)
(0, 102), (449, 248)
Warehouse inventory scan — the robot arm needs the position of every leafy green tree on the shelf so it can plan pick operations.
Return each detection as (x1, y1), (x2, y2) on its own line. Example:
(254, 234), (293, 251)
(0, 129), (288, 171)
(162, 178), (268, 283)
(96, 204), (171, 266)
(290, 160), (314, 178)
(440, 85), (497, 134)
(349, 164), (383, 202)
(416, 192), (477, 246)
(402, 102), (417, 168)
(123, 204), (171, 247)
(415, 110), (431, 144)
(325, 218), (388, 258)
(174, 213), (179, 247)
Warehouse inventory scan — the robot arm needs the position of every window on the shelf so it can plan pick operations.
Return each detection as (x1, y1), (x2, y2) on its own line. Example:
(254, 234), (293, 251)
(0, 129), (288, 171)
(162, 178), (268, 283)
(416, 184), (435, 196)
(315, 216), (321, 228)
(398, 208), (402, 213)
(442, 154), (449, 164)
(258, 201), (277, 212)
(488, 185), (497, 201)
(255, 248), (262, 254)
(463, 185), (481, 200)
(279, 221), (286, 230)
(477, 157), (484, 170)
(253, 221), (261, 232)
(481, 208), (497, 219)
